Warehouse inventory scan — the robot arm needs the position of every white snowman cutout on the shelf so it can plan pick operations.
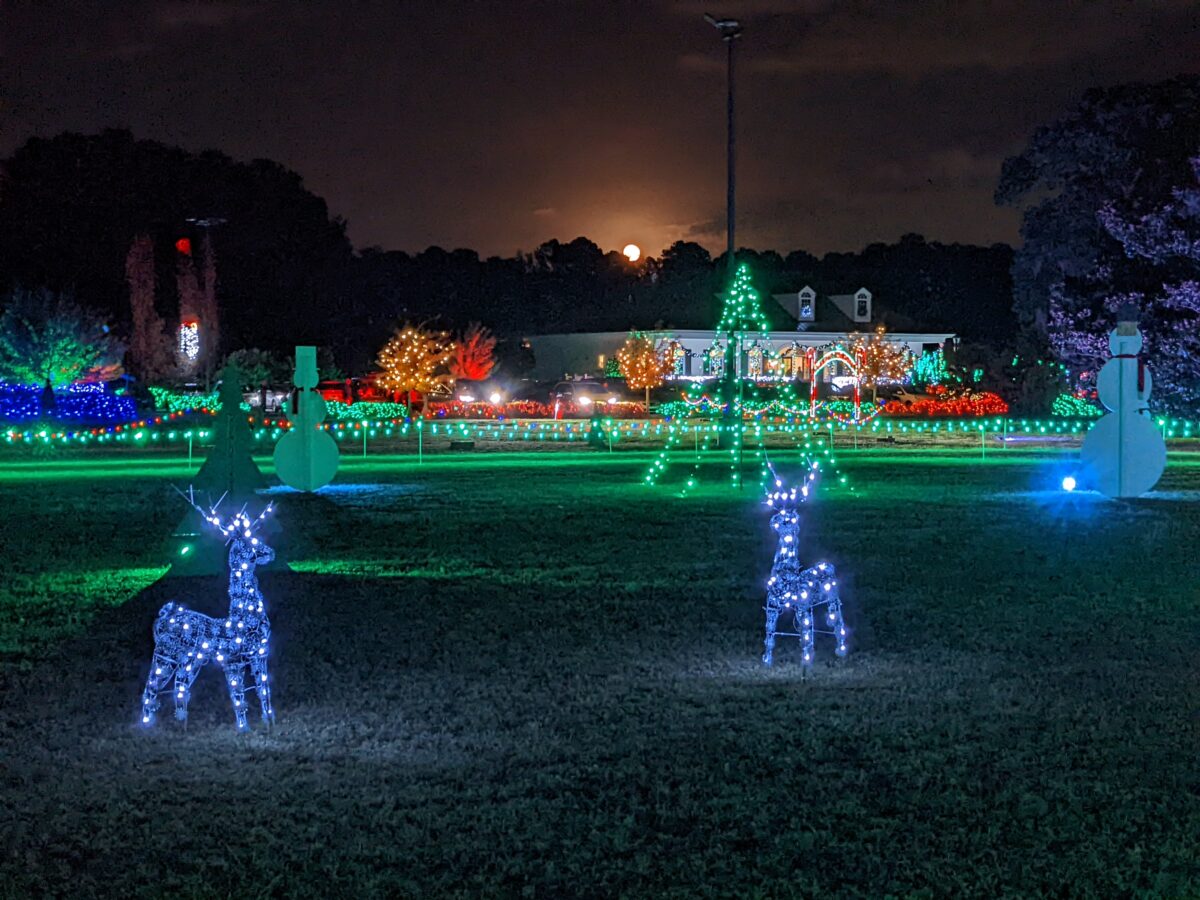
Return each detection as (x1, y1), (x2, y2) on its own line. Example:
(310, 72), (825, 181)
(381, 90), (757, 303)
(1079, 307), (1166, 497)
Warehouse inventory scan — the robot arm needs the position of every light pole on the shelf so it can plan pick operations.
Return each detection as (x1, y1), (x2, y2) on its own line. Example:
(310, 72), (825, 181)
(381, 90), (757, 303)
(706, 14), (744, 456)
(704, 13), (741, 279)
(185, 216), (226, 392)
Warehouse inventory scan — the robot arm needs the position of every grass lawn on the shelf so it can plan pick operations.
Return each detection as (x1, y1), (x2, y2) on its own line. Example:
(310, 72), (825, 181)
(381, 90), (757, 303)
(0, 446), (1197, 897)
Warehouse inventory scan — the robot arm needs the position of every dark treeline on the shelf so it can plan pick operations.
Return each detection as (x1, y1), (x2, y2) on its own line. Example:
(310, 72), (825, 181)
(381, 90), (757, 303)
(0, 130), (1015, 375)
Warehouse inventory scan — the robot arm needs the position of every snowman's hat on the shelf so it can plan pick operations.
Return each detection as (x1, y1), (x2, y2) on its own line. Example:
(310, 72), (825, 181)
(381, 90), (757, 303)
(1116, 302), (1139, 324)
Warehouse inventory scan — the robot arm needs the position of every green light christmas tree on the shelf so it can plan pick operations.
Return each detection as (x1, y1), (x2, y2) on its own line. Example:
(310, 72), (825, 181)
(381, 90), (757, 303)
(646, 263), (772, 491)
(713, 263), (770, 412)
(644, 263), (853, 495)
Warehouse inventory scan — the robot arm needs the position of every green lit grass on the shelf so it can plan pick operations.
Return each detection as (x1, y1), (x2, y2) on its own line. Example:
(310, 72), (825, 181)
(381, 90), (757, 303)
(0, 447), (1198, 896)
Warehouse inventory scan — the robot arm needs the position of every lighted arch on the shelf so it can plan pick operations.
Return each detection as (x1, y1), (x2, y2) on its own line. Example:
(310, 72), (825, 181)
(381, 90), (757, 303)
(805, 345), (865, 421)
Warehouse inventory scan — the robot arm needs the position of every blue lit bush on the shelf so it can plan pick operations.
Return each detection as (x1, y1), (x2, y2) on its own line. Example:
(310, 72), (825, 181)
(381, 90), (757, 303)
(0, 381), (136, 423)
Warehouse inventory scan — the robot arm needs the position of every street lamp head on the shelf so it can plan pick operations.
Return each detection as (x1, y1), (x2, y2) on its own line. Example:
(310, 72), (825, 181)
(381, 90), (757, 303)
(704, 13), (742, 40)
(186, 216), (228, 229)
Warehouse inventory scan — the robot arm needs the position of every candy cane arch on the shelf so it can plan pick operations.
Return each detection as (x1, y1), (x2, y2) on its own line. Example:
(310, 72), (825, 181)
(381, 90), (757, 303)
(806, 345), (865, 422)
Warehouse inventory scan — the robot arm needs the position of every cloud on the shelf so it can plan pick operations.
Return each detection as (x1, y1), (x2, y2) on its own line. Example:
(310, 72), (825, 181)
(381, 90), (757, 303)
(678, 2), (1195, 77)
(153, 2), (259, 30)
(670, 1), (834, 16)
(684, 217), (723, 241)
(864, 148), (1006, 193)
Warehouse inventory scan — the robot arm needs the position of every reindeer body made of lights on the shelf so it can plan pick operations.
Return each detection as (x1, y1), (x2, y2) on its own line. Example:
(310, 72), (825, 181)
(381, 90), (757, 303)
(762, 464), (848, 667)
(140, 498), (277, 730)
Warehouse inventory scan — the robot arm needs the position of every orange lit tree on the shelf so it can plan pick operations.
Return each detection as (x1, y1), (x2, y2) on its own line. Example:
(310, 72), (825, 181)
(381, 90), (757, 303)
(376, 323), (454, 410)
(851, 325), (911, 402)
(617, 332), (673, 407)
(449, 322), (496, 382)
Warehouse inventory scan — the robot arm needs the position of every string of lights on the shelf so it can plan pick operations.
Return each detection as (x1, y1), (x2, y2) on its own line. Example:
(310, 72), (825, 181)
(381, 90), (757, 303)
(5, 413), (1198, 447)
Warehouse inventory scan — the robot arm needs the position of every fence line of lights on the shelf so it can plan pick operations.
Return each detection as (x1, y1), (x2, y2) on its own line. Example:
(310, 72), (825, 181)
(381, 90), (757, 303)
(4, 413), (1199, 448)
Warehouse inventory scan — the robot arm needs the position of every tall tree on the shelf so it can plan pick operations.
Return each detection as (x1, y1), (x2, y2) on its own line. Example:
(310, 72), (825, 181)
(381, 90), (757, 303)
(375, 323), (454, 409)
(1096, 158), (1200, 403)
(125, 234), (171, 381)
(449, 322), (496, 382)
(617, 332), (672, 407)
(996, 76), (1200, 401)
(0, 287), (124, 387)
(0, 129), (351, 358)
(851, 326), (912, 402)
(175, 240), (206, 377)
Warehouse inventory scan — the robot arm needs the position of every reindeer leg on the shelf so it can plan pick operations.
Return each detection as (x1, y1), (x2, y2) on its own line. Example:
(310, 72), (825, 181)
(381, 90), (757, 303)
(828, 595), (847, 658)
(799, 606), (815, 667)
(762, 605), (780, 666)
(223, 662), (251, 731)
(251, 653), (274, 727)
(173, 655), (204, 725)
(140, 653), (176, 726)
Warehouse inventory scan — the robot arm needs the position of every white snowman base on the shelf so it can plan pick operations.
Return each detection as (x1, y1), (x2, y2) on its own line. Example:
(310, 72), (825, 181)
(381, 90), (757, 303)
(1080, 414), (1166, 497)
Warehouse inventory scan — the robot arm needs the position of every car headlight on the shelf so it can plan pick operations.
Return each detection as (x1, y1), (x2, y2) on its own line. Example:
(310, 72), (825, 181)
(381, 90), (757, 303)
(578, 396), (593, 406)
(489, 392), (502, 404)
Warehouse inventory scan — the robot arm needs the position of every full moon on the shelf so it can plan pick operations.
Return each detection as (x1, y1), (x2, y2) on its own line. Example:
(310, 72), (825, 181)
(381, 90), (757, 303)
(622, 243), (641, 262)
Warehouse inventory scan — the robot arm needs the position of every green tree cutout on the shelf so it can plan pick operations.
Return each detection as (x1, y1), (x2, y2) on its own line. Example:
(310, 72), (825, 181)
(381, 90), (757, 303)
(0, 287), (124, 387)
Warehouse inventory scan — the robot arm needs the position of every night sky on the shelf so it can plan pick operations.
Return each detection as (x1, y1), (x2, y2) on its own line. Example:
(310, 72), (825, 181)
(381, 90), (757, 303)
(3, 1), (1198, 258)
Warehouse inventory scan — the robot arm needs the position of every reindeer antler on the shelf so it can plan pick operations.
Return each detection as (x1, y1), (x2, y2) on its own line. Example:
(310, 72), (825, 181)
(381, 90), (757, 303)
(175, 485), (273, 543)
(764, 458), (821, 509)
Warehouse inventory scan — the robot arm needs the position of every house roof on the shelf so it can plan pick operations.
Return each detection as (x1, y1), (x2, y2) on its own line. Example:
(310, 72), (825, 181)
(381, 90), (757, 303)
(771, 287), (926, 334)
(772, 290), (859, 332)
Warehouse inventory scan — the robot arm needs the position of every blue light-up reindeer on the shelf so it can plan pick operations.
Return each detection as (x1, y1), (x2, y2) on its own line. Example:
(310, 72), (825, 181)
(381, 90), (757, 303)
(140, 493), (277, 730)
(762, 463), (848, 667)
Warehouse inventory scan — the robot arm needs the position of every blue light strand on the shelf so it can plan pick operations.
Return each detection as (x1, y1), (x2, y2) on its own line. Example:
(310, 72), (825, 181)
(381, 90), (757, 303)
(140, 499), (277, 731)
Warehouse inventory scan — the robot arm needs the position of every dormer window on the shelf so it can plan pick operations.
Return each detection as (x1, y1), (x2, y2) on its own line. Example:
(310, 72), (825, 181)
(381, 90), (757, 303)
(853, 288), (871, 322)
(797, 286), (816, 322)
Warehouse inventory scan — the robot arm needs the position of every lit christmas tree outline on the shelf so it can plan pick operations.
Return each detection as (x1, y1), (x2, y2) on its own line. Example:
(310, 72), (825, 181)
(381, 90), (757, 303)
(642, 263), (775, 493)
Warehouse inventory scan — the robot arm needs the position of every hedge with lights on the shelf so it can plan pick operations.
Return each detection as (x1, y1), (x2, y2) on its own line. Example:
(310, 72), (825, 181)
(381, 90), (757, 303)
(1051, 392), (1103, 418)
(882, 387), (1009, 417)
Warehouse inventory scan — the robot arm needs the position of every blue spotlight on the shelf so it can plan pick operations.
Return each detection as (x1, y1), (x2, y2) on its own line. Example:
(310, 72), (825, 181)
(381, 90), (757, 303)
(1062, 475), (1077, 492)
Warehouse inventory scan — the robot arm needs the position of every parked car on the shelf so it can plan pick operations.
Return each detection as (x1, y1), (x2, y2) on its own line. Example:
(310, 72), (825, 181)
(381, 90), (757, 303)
(454, 379), (507, 405)
(878, 385), (931, 406)
(550, 380), (629, 409)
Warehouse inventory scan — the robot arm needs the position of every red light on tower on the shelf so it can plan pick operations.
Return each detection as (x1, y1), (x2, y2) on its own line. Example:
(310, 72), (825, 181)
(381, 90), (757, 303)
(175, 237), (192, 256)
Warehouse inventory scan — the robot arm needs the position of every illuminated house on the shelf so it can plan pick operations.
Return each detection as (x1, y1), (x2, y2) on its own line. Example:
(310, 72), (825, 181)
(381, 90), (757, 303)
(524, 287), (955, 382)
